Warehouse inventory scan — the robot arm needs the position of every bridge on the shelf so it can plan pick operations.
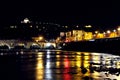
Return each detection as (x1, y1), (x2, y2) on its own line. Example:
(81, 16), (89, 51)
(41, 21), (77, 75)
(0, 40), (57, 49)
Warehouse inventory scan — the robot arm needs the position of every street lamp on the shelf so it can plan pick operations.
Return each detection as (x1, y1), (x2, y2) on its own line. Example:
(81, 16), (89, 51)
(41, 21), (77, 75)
(106, 30), (111, 38)
(117, 27), (120, 31)
(32, 36), (44, 42)
(103, 32), (106, 38)
(38, 36), (44, 41)
(95, 31), (99, 34)
(107, 30), (111, 34)
(113, 29), (116, 32)
(117, 27), (120, 37)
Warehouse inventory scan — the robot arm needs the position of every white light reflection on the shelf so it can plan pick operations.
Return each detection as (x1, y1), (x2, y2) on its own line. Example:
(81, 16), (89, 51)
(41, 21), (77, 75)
(45, 51), (52, 79)
(47, 50), (50, 58)
(0, 53), (3, 55)
(16, 52), (19, 55)
(45, 67), (52, 79)
(20, 51), (24, 54)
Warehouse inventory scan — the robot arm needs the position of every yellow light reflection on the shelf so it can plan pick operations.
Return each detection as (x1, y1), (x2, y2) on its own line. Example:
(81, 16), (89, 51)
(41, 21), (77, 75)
(36, 52), (44, 80)
(75, 52), (82, 67)
(56, 61), (60, 68)
(76, 55), (81, 67)
(92, 71), (101, 79)
(79, 53), (90, 77)
(56, 51), (60, 54)
(71, 60), (75, 67)
(56, 53), (61, 68)
(84, 52), (90, 68)
(76, 52), (81, 55)
(56, 55), (60, 58)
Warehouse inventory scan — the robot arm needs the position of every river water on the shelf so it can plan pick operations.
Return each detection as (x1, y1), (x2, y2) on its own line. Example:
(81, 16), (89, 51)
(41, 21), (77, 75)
(0, 50), (120, 80)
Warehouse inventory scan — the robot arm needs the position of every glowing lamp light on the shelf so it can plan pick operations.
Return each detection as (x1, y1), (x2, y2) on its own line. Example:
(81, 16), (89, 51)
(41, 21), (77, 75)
(21, 18), (30, 23)
(65, 26), (68, 28)
(117, 27), (120, 31)
(38, 36), (43, 41)
(107, 30), (111, 34)
(46, 43), (51, 47)
(103, 32), (106, 34)
(24, 18), (30, 23)
(65, 39), (70, 42)
(60, 32), (65, 37)
(113, 29), (116, 32)
(85, 25), (92, 28)
(95, 31), (98, 34)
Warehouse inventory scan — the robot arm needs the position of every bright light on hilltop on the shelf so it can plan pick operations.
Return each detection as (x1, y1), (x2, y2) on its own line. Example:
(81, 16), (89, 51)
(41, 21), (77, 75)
(21, 18), (30, 23)
(85, 25), (92, 28)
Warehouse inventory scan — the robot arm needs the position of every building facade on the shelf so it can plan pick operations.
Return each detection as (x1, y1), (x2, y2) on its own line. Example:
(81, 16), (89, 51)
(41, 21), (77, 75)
(65, 30), (93, 42)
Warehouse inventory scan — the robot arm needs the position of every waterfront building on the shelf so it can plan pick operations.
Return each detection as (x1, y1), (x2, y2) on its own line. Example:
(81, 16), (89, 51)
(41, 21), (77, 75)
(84, 32), (93, 40)
(66, 31), (72, 41)
(109, 32), (118, 38)
(65, 30), (84, 42)
(72, 30), (84, 41)
(65, 29), (94, 42)
(95, 33), (104, 39)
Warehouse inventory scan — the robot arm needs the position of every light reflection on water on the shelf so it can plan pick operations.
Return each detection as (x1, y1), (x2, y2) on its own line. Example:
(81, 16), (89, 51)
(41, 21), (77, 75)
(1, 50), (120, 80)
(35, 51), (120, 80)
(36, 52), (44, 80)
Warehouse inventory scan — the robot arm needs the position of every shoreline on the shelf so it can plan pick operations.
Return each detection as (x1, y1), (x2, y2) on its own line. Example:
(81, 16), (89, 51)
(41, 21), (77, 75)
(61, 38), (120, 54)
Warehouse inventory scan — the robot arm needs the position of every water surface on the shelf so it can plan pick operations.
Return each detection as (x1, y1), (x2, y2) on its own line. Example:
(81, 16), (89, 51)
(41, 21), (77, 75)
(0, 50), (120, 80)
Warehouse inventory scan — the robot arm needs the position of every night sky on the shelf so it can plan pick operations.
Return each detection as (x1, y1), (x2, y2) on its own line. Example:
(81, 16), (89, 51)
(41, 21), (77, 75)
(0, 1), (120, 30)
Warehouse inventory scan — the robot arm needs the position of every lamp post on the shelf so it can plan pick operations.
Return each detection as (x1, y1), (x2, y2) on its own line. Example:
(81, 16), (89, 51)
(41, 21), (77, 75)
(106, 30), (111, 38)
(103, 32), (106, 38)
(38, 36), (44, 41)
(117, 27), (120, 37)
(94, 31), (99, 39)
(113, 29), (117, 37)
